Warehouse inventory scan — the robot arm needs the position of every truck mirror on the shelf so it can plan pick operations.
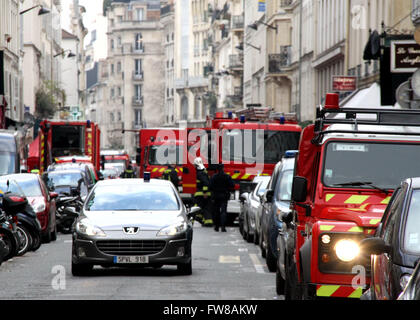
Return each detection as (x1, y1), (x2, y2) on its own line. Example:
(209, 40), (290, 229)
(136, 154), (141, 165)
(360, 237), (391, 256)
(292, 176), (307, 203)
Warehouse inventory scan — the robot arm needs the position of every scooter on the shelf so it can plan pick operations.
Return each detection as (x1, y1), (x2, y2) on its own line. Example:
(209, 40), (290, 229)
(55, 188), (83, 234)
(0, 210), (20, 261)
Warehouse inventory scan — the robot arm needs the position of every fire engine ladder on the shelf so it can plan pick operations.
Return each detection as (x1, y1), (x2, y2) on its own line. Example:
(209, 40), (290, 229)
(235, 107), (298, 122)
(312, 106), (420, 144)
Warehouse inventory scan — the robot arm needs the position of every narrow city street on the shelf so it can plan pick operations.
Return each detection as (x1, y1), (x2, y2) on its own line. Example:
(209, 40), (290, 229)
(0, 223), (279, 300)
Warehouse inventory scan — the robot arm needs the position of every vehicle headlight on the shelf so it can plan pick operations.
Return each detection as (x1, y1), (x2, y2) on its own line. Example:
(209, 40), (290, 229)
(75, 218), (106, 237)
(157, 222), (187, 237)
(334, 239), (360, 262)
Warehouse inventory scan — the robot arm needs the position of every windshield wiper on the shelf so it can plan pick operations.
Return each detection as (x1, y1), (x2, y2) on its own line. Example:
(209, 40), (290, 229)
(332, 181), (390, 195)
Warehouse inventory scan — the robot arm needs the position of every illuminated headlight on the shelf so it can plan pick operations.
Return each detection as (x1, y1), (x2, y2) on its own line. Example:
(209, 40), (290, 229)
(321, 234), (331, 244)
(334, 239), (360, 262)
(75, 218), (106, 237)
(157, 222), (187, 237)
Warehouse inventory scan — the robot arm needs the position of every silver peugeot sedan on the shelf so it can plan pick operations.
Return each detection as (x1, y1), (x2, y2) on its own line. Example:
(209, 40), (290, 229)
(71, 178), (197, 276)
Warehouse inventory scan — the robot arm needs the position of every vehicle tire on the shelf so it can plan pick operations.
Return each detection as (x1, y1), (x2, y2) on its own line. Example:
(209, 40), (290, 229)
(266, 241), (277, 272)
(1, 231), (18, 261)
(260, 234), (266, 258)
(30, 232), (42, 252)
(177, 260), (192, 275)
(43, 229), (52, 243)
(276, 266), (285, 295)
(72, 261), (93, 276)
(253, 230), (259, 245)
(16, 225), (32, 256)
(50, 224), (57, 242)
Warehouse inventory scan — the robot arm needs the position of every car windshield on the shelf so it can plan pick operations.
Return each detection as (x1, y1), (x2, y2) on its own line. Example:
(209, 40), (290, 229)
(148, 145), (184, 165)
(404, 189), (420, 254)
(222, 130), (301, 164)
(85, 184), (180, 211)
(323, 142), (420, 189)
(276, 170), (293, 201)
(0, 176), (42, 197)
(46, 172), (83, 188)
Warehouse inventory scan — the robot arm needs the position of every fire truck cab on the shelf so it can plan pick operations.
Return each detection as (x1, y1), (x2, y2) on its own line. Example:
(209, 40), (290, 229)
(287, 93), (420, 299)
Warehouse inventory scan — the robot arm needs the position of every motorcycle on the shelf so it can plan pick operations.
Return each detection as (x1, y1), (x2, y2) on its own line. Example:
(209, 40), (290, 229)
(0, 209), (20, 261)
(55, 187), (83, 234)
(0, 180), (42, 256)
(0, 235), (7, 266)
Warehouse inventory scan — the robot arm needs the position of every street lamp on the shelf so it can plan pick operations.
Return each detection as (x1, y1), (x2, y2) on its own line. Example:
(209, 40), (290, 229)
(54, 50), (76, 58)
(235, 42), (261, 52)
(19, 5), (50, 16)
(247, 21), (277, 33)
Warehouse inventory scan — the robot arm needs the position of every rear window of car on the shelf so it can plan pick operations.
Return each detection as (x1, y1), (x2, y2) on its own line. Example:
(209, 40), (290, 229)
(85, 184), (180, 211)
(0, 177), (42, 197)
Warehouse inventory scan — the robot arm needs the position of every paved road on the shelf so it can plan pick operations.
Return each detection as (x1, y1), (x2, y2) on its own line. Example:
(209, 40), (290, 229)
(0, 223), (281, 300)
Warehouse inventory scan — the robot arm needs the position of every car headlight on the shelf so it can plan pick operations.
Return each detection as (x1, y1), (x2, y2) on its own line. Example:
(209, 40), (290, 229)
(76, 218), (106, 237)
(157, 222), (187, 237)
(334, 239), (360, 262)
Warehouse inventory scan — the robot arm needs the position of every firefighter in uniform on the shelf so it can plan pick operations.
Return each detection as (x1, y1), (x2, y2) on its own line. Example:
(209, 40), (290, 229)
(210, 164), (234, 232)
(120, 164), (136, 178)
(162, 164), (179, 189)
(193, 157), (213, 227)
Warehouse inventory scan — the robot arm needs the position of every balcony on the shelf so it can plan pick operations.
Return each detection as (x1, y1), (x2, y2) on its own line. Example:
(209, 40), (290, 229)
(133, 71), (144, 81)
(268, 46), (292, 73)
(231, 15), (244, 30)
(226, 86), (243, 104)
(229, 54), (243, 70)
(132, 96), (144, 106)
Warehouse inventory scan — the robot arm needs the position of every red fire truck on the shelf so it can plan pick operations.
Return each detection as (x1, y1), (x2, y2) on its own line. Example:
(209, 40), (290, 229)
(137, 128), (185, 185)
(27, 120), (101, 173)
(183, 108), (302, 222)
(285, 93), (420, 299)
(100, 150), (131, 176)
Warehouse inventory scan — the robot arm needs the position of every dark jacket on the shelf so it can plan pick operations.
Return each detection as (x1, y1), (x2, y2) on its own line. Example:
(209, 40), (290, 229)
(210, 171), (234, 200)
(163, 167), (179, 188)
(195, 169), (211, 196)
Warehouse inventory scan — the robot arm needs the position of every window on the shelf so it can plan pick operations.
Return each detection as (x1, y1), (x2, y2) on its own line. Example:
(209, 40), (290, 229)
(111, 64), (114, 74)
(134, 84), (142, 100)
(110, 88), (115, 98)
(135, 33), (143, 51)
(110, 39), (114, 50)
(134, 109), (142, 126)
(110, 112), (115, 122)
(136, 8), (144, 21)
(117, 61), (121, 73)
(117, 36), (122, 47)
(135, 59), (142, 74)
(117, 87), (121, 97)
(118, 111), (122, 121)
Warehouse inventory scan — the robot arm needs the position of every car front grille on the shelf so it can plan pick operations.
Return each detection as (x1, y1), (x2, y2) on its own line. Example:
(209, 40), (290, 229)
(96, 240), (166, 256)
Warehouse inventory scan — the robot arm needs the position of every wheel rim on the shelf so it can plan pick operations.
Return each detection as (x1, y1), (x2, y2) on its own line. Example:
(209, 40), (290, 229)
(16, 227), (30, 255)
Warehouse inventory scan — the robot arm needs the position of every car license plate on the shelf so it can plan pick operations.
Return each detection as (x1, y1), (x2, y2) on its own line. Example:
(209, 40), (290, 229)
(113, 256), (149, 264)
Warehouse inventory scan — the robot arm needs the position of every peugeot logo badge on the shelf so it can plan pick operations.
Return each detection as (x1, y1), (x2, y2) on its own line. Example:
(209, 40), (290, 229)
(123, 227), (139, 235)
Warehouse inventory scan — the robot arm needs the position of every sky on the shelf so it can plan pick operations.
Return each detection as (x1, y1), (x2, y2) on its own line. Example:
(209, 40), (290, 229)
(61, 0), (104, 43)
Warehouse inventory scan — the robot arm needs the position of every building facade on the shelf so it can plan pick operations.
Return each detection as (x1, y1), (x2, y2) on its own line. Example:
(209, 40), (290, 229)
(104, 0), (164, 155)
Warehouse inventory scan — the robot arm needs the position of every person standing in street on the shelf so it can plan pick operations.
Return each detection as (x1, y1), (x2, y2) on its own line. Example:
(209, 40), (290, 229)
(162, 163), (179, 189)
(210, 164), (235, 232)
(120, 164), (135, 178)
(193, 157), (213, 227)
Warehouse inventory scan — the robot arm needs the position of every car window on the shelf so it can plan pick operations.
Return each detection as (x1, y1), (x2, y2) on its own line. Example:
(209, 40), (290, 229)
(403, 189), (420, 254)
(275, 169), (293, 201)
(382, 186), (405, 244)
(0, 177), (42, 197)
(85, 184), (180, 211)
(255, 179), (270, 197)
(46, 172), (84, 189)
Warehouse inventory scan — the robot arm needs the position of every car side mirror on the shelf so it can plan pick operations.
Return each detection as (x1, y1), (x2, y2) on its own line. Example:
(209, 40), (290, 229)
(360, 237), (391, 255)
(282, 211), (293, 224)
(239, 192), (248, 202)
(264, 189), (274, 203)
(188, 206), (201, 219)
(292, 176), (307, 203)
(49, 192), (59, 199)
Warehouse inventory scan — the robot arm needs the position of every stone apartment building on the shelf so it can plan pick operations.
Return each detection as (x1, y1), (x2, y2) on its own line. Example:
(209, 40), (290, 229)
(103, 0), (164, 155)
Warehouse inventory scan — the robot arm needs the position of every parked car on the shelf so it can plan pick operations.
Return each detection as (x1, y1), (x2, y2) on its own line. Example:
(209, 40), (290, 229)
(100, 168), (119, 180)
(260, 151), (297, 272)
(71, 178), (197, 276)
(362, 177), (420, 300)
(398, 260), (420, 300)
(48, 161), (97, 188)
(0, 174), (57, 243)
(53, 156), (101, 182)
(240, 176), (270, 243)
(42, 169), (90, 200)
